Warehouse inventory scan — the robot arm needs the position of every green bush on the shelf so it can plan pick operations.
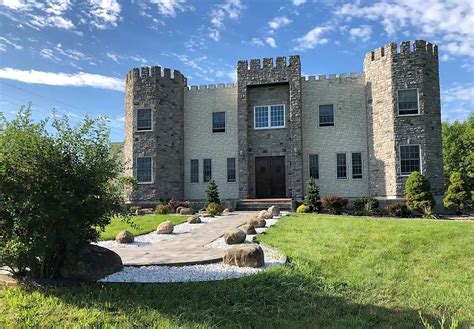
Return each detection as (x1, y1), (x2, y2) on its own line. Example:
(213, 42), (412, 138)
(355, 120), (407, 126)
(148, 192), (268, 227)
(296, 204), (311, 213)
(387, 202), (411, 218)
(353, 196), (379, 215)
(304, 177), (320, 212)
(155, 204), (171, 214)
(205, 180), (220, 206)
(206, 202), (223, 216)
(405, 171), (436, 213)
(444, 172), (469, 215)
(321, 195), (348, 215)
(0, 107), (132, 278)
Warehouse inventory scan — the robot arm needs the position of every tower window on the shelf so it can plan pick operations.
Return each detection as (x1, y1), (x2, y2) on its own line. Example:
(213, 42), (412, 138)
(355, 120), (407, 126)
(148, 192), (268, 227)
(398, 89), (419, 115)
(203, 159), (212, 182)
(212, 112), (226, 133)
(254, 105), (285, 129)
(190, 159), (199, 183)
(309, 154), (319, 179)
(400, 145), (421, 175)
(227, 158), (236, 182)
(352, 152), (363, 179)
(319, 105), (334, 126)
(137, 108), (152, 131)
(136, 156), (152, 183)
(336, 153), (347, 179)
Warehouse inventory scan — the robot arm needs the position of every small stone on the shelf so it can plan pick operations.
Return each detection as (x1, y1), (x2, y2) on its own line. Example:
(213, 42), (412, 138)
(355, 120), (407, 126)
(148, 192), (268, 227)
(257, 210), (272, 219)
(222, 208), (231, 215)
(187, 214), (201, 224)
(240, 225), (257, 235)
(136, 209), (145, 216)
(176, 206), (183, 214)
(223, 245), (265, 268)
(268, 206), (280, 217)
(180, 208), (194, 215)
(156, 221), (174, 234)
(115, 230), (134, 244)
(201, 213), (214, 218)
(246, 217), (266, 228)
(224, 228), (246, 245)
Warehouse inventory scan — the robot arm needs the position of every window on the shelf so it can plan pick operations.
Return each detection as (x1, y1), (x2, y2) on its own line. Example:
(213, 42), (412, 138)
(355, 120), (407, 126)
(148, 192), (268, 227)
(136, 157), (152, 183)
(352, 152), (363, 179)
(212, 112), (226, 133)
(336, 153), (347, 179)
(227, 158), (236, 182)
(319, 105), (334, 127)
(400, 145), (420, 175)
(309, 154), (319, 179)
(203, 159), (212, 182)
(190, 159), (199, 183)
(137, 108), (152, 131)
(254, 105), (285, 129)
(398, 89), (419, 115)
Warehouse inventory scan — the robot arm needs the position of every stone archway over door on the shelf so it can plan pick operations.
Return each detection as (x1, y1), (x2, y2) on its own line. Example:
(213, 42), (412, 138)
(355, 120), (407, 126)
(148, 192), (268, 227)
(255, 156), (286, 198)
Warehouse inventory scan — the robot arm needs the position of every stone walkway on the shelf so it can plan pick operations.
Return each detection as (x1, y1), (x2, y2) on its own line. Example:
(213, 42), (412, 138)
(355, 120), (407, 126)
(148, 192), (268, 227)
(108, 212), (257, 266)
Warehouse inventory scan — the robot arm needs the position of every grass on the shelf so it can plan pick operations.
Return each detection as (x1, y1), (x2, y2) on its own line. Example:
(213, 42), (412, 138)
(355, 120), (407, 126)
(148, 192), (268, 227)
(99, 214), (186, 241)
(1, 214), (473, 328)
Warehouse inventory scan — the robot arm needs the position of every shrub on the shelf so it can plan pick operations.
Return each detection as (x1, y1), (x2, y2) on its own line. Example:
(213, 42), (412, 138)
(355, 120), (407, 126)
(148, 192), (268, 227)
(155, 204), (171, 215)
(387, 202), (411, 218)
(353, 196), (379, 215)
(321, 195), (348, 214)
(296, 204), (311, 213)
(205, 180), (220, 206)
(304, 177), (320, 212)
(444, 172), (469, 215)
(405, 171), (436, 213)
(206, 202), (224, 216)
(0, 107), (132, 278)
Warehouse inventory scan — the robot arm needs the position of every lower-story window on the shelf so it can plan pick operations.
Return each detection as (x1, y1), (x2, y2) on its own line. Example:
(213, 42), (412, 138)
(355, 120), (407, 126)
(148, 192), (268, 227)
(136, 156), (152, 183)
(227, 158), (236, 182)
(352, 152), (363, 179)
(203, 159), (212, 182)
(309, 154), (319, 179)
(400, 145), (421, 175)
(190, 159), (199, 183)
(336, 153), (347, 179)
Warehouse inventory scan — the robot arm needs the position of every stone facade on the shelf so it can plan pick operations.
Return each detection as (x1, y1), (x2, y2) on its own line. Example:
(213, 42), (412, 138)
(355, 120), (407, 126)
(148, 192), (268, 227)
(124, 40), (444, 204)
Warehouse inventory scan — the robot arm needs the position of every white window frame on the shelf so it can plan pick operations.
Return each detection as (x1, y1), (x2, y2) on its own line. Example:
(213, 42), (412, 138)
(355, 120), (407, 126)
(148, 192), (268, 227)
(227, 157), (237, 183)
(351, 152), (363, 179)
(136, 108), (153, 132)
(399, 144), (422, 177)
(336, 153), (347, 180)
(254, 104), (286, 130)
(212, 111), (226, 133)
(318, 104), (335, 127)
(308, 153), (319, 180)
(397, 88), (420, 116)
(136, 156), (153, 184)
(190, 159), (199, 183)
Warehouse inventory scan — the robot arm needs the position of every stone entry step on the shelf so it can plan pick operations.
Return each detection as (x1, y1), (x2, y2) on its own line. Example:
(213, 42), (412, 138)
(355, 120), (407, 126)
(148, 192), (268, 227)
(236, 199), (292, 211)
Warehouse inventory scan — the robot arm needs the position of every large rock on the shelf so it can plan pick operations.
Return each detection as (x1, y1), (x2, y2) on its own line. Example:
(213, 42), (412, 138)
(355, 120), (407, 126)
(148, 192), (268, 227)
(223, 245), (265, 268)
(268, 206), (280, 217)
(180, 208), (194, 215)
(157, 221), (174, 234)
(240, 225), (257, 235)
(257, 210), (273, 220)
(60, 244), (123, 281)
(224, 229), (246, 245)
(187, 214), (201, 224)
(136, 209), (146, 216)
(246, 217), (266, 228)
(115, 230), (134, 244)
(222, 208), (231, 216)
(176, 206), (183, 214)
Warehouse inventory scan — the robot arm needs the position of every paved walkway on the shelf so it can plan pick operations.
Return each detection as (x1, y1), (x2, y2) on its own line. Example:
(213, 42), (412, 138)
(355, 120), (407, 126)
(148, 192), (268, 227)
(109, 212), (257, 266)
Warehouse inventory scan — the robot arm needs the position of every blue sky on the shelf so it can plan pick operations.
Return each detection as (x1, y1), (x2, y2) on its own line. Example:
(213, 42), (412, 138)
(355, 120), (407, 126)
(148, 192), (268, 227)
(0, 0), (472, 142)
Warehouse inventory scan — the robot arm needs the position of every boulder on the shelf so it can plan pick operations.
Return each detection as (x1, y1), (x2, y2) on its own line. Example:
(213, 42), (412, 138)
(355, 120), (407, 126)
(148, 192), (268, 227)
(246, 217), (266, 228)
(257, 210), (273, 220)
(142, 208), (154, 215)
(157, 221), (174, 234)
(180, 207), (194, 215)
(224, 228), (246, 245)
(223, 245), (264, 268)
(268, 206), (280, 217)
(60, 244), (123, 281)
(240, 225), (257, 235)
(176, 206), (183, 214)
(201, 213), (214, 218)
(187, 214), (201, 224)
(115, 230), (134, 244)
(222, 208), (231, 215)
(136, 209), (146, 216)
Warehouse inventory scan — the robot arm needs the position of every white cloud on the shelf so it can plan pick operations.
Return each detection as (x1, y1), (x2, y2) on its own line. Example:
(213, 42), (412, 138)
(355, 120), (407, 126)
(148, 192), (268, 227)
(266, 37), (277, 48)
(292, 0), (306, 5)
(268, 16), (292, 31)
(149, 0), (189, 17)
(0, 37), (23, 50)
(209, 0), (243, 41)
(88, 0), (121, 29)
(0, 68), (124, 91)
(251, 37), (264, 46)
(215, 69), (236, 82)
(40, 48), (60, 61)
(209, 30), (220, 41)
(0, 0), (25, 10)
(442, 84), (474, 103)
(294, 26), (329, 51)
(348, 25), (372, 42)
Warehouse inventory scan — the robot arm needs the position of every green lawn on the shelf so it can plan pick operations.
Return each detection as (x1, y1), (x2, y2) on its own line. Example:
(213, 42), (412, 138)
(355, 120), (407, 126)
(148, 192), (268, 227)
(2, 214), (473, 328)
(99, 214), (186, 241)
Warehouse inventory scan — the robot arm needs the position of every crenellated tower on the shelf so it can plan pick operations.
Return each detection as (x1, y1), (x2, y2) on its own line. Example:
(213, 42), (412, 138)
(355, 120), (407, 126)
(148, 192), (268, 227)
(364, 40), (444, 200)
(124, 66), (186, 202)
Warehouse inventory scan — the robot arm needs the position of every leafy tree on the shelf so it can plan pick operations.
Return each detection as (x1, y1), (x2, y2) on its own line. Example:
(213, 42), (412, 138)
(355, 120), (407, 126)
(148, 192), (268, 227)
(0, 106), (133, 278)
(444, 172), (469, 214)
(205, 179), (220, 205)
(405, 171), (436, 213)
(304, 177), (320, 212)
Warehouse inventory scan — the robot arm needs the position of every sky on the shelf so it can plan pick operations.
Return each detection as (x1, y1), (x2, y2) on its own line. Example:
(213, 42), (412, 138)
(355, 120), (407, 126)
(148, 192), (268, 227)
(0, 0), (473, 142)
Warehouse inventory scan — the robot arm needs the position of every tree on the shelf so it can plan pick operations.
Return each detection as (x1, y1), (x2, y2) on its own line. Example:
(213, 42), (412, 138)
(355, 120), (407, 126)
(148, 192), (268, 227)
(205, 179), (220, 205)
(444, 172), (469, 214)
(405, 171), (436, 213)
(304, 177), (320, 212)
(0, 107), (133, 278)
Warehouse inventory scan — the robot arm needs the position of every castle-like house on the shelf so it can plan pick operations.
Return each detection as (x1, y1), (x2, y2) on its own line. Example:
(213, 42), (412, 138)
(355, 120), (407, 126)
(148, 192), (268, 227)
(124, 40), (444, 207)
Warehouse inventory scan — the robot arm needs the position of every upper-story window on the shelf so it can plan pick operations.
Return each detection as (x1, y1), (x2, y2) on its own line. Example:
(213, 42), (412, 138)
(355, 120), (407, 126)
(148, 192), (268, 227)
(336, 153), (347, 179)
(398, 89), (419, 115)
(203, 159), (212, 182)
(400, 145), (421, 176)
(137, 108), (152, 131)
(352, 152), (363, 179)
(309, 154), (319, 179)
(136, 156), (152, 183)
(254, 105), (285, 129)
(319, 105), (334, 127)
(212, 112), (226, 133)
(190, 159), (199, 183)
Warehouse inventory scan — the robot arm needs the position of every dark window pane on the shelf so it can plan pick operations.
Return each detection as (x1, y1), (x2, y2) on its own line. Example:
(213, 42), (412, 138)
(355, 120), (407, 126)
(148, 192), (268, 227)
(136, 157), (152, 183)
(352, 152), (362, 179)
(255, 106), (268, 128)
(212, 112), (226, 133)
(309, 154), (319, 179)
(400, 145), (420, 175)
(270, 105), (285, 127)
(336, 153), (347, 179)
(203, 159), (212, 182)
(190, 159), (199, 183)
(227, 158), (236, 182)
(137, 108), (152, 130)
(398, 89), (418, 115)
(319, 105), (334, 127)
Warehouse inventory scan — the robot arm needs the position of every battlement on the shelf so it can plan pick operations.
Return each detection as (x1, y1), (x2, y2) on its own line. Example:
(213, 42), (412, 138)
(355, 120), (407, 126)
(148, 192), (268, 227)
(186, 83), (236, 91)
(302, 72), (363, 81)
(237, 55), (300, 71)
(364, 40), (438, 63)
(126, 66), (186, 84)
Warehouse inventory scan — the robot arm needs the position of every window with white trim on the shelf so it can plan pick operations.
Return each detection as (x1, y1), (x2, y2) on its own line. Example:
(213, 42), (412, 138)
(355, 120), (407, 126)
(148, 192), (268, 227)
(136, 157), (152, 183)
(254, 105), (285, 129)
(352, 152), (362, 179)
(203, 159), (212, 182)
(398, 89), (419, 115)
(137, 108), (152, 131)
(212, 112), (225, 133)
(319, 105), (334, 127)
(227, 158), (236, 182)
(309, 154), (319, 179)
(190, 159), (199, 183)
(336, 153), (347, 179)
(400, 145), (421, 175)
